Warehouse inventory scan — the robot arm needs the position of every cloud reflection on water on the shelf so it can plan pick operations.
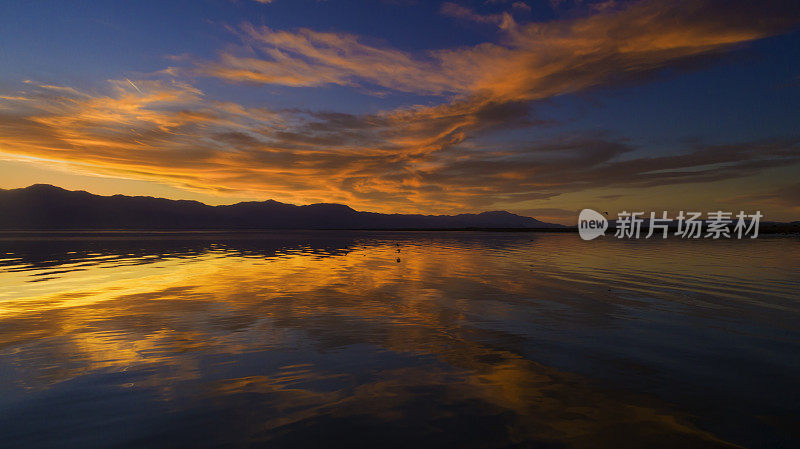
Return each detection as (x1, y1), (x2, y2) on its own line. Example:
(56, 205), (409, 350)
(0, 232), (798, 448)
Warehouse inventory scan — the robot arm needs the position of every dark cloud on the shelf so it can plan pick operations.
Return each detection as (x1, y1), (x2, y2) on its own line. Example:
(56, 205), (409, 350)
(1, 1), (799, 213)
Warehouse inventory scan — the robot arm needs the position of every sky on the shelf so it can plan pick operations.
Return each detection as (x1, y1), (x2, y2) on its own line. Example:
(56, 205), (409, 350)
(0, 0), (799, 224)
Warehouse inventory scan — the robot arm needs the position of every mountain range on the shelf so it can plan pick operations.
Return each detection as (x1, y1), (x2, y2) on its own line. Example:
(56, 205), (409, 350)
(0, 185), (563, 230)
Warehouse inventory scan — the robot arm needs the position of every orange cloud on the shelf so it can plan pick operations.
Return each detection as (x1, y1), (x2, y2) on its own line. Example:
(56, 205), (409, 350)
(206, 0), (796, 104)
(200, 23), (461, 95)
(1, 0), (799, 214)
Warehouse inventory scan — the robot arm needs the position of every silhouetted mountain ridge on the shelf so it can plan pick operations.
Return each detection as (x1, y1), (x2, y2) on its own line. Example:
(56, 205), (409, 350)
(0, 184), (563, 230)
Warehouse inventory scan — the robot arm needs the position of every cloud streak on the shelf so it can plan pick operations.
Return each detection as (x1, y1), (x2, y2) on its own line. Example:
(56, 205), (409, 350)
(1, 0), (799, 214)
(206, 0), (798, 104)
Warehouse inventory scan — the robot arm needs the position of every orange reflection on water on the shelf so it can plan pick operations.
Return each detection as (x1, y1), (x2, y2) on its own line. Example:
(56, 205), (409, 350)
(0, 232), (798, 447)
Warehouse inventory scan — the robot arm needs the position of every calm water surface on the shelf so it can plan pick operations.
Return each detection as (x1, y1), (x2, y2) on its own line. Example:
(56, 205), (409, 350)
(0, 231), (798, 448)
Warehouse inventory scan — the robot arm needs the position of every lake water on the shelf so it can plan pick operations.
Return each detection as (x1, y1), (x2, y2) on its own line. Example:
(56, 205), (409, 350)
(0, 231), (798, 448)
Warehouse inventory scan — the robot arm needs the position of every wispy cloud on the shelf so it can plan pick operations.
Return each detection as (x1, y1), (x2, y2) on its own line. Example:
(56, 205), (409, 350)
(440, 2), (517, 28)
(1, 0), (799, 213)
(2, 79), (798, 213)
(206, 0), (798, 104)
(200, 23), (459, 94)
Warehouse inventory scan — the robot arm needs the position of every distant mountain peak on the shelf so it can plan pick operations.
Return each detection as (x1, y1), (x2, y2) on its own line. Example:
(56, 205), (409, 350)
(21, 183), (66, 192)
(477, 210), (536, 219)
(0, 185), (563, 230)
(306, 203), (356, 212)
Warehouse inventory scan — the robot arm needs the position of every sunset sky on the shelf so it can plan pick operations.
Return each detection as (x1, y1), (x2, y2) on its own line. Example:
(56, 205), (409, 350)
(1, 0), (799, 224)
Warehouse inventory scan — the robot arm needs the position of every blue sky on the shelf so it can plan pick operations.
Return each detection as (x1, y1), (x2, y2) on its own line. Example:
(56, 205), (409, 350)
(1, 0), (799, 223)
